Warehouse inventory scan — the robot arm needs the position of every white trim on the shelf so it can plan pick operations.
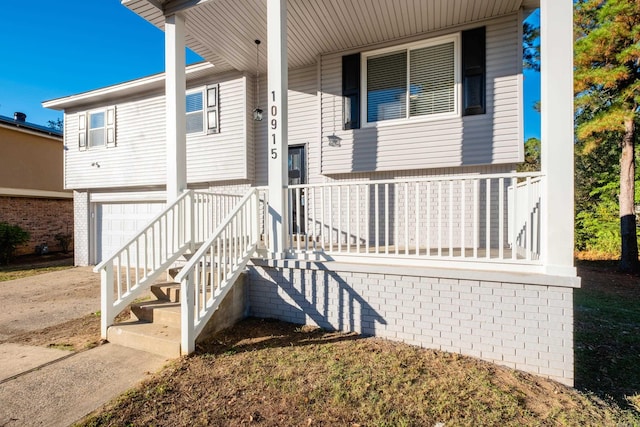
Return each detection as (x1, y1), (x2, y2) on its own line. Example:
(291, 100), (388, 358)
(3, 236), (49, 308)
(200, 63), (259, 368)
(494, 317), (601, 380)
(89, 191), (166, 203)
(43, 62), (215, 110)
(0, 187), (72, 199)
(251, 258), (581, 288)
(361, 33), (461, 128)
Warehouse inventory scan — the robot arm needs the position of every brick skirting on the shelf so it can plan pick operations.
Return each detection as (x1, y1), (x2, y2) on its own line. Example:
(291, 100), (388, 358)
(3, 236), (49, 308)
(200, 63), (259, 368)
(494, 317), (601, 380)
(248, 262), (575, 386)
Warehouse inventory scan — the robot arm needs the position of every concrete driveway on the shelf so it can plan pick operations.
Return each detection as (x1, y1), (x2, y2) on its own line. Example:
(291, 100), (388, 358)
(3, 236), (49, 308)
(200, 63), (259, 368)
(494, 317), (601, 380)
(0, 267), (169, 426)
(0, 267), (100, 341)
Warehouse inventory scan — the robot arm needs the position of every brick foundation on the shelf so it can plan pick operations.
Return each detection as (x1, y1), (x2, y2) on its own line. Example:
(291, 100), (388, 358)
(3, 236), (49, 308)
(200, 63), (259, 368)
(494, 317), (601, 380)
(0, 196), (73, 256)
(248, 261), (575, 386)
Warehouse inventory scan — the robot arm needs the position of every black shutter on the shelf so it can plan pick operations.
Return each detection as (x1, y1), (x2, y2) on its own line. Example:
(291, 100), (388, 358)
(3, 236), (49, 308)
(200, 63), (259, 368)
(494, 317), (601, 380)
(462, 27), (486, 116)
(342, 53), (360, 129)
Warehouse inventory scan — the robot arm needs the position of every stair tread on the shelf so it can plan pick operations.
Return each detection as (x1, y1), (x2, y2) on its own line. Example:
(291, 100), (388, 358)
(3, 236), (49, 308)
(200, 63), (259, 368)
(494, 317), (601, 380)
(132, 300), (180, 311)
(109, 321), (180, 342)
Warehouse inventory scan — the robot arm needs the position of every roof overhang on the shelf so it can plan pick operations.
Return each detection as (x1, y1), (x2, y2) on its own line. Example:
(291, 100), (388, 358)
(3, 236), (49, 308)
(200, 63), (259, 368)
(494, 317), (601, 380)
(43, 62), (215, 110)
(123, 0), (537, 74)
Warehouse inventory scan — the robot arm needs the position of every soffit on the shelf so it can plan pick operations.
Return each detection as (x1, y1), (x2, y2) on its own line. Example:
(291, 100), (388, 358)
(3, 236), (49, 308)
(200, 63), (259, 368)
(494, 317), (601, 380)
(123, 0), (528, 73)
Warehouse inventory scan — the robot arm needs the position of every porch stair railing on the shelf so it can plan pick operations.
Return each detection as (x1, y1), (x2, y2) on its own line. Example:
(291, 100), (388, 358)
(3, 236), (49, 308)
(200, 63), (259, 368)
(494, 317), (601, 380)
(175, 187), (263, 354)
(94, 190), (242, 339)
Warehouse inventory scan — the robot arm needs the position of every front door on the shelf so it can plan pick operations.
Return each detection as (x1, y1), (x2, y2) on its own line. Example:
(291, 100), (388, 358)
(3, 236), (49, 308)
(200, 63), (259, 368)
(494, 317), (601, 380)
(288, 145), (306, 234)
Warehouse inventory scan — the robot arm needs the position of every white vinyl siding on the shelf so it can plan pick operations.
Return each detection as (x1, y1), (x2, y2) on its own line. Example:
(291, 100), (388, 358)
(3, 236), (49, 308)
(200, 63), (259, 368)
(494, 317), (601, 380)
(64, 73), (249, 190)
(321, 14), (521, 175)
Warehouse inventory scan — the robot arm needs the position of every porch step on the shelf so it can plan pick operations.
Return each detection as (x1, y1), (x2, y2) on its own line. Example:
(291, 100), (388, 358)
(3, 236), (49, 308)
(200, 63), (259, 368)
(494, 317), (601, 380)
(107, 322), (181, 358)
(130, 300), (181, 328)
(151, 282), (181, 302)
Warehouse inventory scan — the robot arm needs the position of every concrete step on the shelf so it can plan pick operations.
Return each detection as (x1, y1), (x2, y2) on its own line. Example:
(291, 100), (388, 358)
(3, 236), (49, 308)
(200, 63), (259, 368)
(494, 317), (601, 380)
(151, 283), (180, 302)
(130, 300), (181, 328)
(107, 322), (181, 358)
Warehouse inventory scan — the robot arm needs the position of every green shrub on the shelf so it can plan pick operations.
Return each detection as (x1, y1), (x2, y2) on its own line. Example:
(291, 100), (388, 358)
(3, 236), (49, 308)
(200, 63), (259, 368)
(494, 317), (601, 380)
(0, 222), (30, 265)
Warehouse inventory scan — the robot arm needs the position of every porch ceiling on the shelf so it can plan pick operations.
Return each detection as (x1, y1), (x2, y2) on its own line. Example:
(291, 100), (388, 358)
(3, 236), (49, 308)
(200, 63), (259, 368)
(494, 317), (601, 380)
(123, 0), (537, 74)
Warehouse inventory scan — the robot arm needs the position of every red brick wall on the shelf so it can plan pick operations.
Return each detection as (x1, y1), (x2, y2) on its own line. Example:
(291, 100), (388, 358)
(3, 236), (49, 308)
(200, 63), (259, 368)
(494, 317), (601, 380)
(0, 196), (74, 255)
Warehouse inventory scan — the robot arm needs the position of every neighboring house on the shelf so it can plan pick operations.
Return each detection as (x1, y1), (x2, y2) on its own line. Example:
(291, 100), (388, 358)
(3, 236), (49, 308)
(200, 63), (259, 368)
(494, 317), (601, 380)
(44, 0), (579, 386)
(0, 113), (72, 255)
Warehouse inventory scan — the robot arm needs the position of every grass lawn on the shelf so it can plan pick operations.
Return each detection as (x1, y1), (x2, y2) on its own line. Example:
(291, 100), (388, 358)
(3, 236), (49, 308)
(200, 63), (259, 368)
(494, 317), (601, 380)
(0, 252), (73, 282)
(74, 260), (640, 427)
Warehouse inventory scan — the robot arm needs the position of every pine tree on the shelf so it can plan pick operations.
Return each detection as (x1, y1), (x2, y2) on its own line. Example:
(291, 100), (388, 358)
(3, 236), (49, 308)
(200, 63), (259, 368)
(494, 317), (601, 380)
(574, 0), (640, 271)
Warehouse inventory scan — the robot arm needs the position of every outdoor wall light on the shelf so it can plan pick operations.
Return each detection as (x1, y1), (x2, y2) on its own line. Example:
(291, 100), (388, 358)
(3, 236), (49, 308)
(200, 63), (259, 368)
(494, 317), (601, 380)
(253, 108), (263, 121)
(327, 134), (341, 147)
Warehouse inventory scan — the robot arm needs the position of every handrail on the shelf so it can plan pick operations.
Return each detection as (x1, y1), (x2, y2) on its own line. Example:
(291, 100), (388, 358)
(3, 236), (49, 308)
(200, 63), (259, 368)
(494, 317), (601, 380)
(93, 190), (192, 273)
(176, 187), (260, 354)
(96, 189), (243, 340)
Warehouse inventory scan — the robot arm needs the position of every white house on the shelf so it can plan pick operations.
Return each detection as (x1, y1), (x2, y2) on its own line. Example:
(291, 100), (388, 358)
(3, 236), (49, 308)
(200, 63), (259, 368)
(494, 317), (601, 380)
(44, 0), (579, 386)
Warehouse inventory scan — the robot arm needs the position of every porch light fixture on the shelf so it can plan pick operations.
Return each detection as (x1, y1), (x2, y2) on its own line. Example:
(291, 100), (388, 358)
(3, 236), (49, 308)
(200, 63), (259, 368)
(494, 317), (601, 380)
(327, 134), (341, 147)
(253, 39), (263, 121)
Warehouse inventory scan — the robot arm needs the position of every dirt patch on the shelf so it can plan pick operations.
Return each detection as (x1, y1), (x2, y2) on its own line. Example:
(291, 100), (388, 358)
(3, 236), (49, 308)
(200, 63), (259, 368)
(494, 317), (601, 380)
(0, 266), (100, 342)
(6, 313), (101, 352)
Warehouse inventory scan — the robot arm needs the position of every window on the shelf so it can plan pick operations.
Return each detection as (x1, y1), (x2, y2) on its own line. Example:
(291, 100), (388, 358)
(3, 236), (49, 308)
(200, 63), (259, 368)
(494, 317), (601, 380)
(89, 111), (105, 147)
(186, 83), (219, 135)
(78, 107), (116, 150)
(363, 35), (459, 125)
(186, 91), (204, 134)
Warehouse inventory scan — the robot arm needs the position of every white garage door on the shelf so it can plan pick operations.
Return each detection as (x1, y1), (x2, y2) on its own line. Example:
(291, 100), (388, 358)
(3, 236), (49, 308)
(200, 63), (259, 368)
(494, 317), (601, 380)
(95, 202), (165, 263)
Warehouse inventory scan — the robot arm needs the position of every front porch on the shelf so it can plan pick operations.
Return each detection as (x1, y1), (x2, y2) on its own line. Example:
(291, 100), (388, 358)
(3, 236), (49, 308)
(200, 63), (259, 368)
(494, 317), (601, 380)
(91, 0), (577, 386)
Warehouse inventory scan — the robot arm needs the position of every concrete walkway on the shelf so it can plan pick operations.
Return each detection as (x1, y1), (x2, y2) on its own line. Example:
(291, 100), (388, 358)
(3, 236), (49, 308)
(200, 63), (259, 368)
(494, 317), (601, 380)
(0, 267), (171, 426)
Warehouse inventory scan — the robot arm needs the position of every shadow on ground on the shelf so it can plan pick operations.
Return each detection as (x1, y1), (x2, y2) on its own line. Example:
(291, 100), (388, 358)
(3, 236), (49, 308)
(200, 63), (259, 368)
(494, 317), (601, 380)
(574, 260), (640, 409)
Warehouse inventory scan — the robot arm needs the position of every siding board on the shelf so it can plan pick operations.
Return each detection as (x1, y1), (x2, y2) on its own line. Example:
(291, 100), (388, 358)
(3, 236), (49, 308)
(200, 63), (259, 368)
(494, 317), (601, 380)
(64, 72), (249, 190)
(320, 14), (521, 175)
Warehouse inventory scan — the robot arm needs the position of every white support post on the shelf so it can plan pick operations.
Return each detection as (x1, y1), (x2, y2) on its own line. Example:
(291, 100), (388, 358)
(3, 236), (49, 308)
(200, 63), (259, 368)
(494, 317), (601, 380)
(267, 0), (289, 256)
(165, 13), (187, 202)
(540, 0), (576, 276)
(100, 265), (114, 340)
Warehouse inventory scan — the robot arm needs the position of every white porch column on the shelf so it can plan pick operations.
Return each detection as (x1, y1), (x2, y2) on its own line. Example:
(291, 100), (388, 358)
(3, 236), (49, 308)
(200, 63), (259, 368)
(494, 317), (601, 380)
(267, 0), (289, 256)
(165, 13), (187, 202)
(540, 0), (576, 276)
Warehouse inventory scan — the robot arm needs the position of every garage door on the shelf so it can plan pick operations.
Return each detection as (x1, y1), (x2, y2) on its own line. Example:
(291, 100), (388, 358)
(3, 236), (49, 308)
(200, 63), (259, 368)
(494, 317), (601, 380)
(95, 202), (165, 263)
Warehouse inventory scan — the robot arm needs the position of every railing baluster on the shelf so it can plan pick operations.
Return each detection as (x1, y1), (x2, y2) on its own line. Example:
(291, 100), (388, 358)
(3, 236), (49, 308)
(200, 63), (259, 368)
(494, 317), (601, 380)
(375, 184), (379, 254)
(499, 177), (504, 260)
(404, 182), (409, 256)
(426, 182), (431, 256)
(437, 181), (442, 257)
(461, 180), (466, 258)
(474, 179), (479, 259)
(346, 185), (351, 253)
(385, 183), (389, 255)
(394, 183), (399, 255)
(415, 182), (420, 256)
(485, 178), (491, 259)
(449, 180), (453, 258)
(337, 186), (342, 253)
(356, 185), (361, 254)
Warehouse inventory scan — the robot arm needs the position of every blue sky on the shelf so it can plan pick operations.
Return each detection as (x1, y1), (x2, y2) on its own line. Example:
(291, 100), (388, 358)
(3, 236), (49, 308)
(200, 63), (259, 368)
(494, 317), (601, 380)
(0, 0), (540, 139)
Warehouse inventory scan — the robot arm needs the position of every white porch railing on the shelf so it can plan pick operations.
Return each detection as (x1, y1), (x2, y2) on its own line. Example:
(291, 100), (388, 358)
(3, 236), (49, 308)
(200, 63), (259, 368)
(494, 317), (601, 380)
(175, 188), (262, 354)
(95, 190), (242, 338)
(285, 172), (544, 268)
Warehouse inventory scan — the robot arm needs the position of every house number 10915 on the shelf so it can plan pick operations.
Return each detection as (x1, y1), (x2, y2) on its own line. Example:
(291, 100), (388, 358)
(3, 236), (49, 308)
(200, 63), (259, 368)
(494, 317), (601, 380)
(270, 91), (278, 159)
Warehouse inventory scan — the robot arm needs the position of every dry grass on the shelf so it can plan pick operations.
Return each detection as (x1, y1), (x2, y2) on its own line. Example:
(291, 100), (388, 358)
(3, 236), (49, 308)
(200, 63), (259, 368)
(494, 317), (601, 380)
(0, 265), (73, 282)
(78, 318), (639, 427)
